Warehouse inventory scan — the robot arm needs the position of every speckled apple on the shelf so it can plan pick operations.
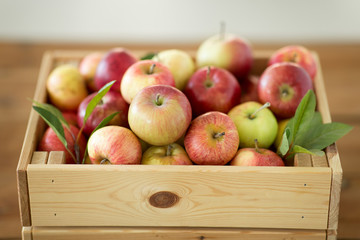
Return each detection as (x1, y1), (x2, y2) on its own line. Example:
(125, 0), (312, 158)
(230, 147), (284, 166)
(79, 52), (104, 92)
(141, 143), (193, 165)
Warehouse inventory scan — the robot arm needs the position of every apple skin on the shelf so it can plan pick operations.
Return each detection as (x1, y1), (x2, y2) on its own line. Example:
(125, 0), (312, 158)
(230, 148), (284, 166)
(79, 52), (104, 92)
(38, 125), (87, 164)
(152, 49), (195, 91)
(196, 34), (253, 79)
(128, 85), (192, 146)
(268, 45), (317, 81)
(47, 65), (88, 111)
(141, 143), (193, 165)
(274, 118), (290, 149)
(120, 60), (176, 104)
(240, 75), (259, 103)
(94, 48), (137, 92)
(258, 62), (313, 118)
(184, 111), (239, 165)
(228, 101), (278, 149)
(62, 111), (78, 127)
(77, 91), (129, 137)
(87, 126), (142, 164)
(184, 66), (241, 117)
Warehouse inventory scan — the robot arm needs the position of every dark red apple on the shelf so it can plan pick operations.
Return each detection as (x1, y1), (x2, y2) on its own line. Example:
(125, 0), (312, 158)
(184, 66), (241, 117)
(62, 111), (78, 126)
(240, 75), (259, 103)
(94, 48), (137, 91)
(258, 62), (313, 118)
(38, 125), (87, 164)
(77, 91), (129, 137)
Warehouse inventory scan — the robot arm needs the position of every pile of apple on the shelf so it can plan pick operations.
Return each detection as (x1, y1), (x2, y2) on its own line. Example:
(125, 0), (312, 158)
(39, 33), (317, 167)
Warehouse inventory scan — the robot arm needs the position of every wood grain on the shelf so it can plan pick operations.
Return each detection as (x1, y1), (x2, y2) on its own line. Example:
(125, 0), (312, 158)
(47, 151), (65, 165)
(27, 164), (331, 229)
(29, 226), (326, 240)
(30, 152), (48, 165)
(312, 155), (328, 168)
(294, 153), (313, 167)
(22, 226), (32, 240)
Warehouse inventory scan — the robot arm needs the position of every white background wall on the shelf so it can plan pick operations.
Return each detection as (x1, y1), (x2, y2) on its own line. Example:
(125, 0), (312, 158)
(1, 0), (360, 44)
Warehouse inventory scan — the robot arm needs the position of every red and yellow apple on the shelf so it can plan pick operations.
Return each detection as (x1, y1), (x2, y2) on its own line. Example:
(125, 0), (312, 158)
(240, 75), (259, 103)
(128, 85), (192, 146)
(79, 52), (104, 92)
(120, 60), (176, 104)
(184, 111), (239, 165)
(141, 143), (192, 165)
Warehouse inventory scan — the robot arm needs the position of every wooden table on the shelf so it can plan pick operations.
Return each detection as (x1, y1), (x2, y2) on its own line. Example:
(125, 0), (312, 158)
(0, 42), (359, 239)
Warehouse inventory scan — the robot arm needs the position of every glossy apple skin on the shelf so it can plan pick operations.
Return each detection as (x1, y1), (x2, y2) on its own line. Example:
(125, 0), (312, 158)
(184, 111), (239, 165)
(38, 125), (87, 164)
(258, 62), (313, 118)
(128, 85), (192, 146)
(79, 52), (104, 92)
(268, 45), (317, 81)
(121, 60), (175, 104)
(62, 111), (78, 127)
(152, 49), (195, 91)
(196, 34), (253, 79)
(184, 66), (241, 117)
(228, 101), (278, 148)
(240, 75), (259, 103)
(77, 91), (129, 137)
(230, 148), (284, 166)
(94, 48), (137, 91)
(141, 143), (193, 165)
(87, 126), (142, 164)
(274, 118), (290, 149)
(47, 65), (88, 111)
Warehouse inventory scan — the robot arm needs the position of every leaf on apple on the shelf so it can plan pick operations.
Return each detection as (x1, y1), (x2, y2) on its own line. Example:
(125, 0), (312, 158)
(278, 90), (353, 161)
(140, 52), (157, 60)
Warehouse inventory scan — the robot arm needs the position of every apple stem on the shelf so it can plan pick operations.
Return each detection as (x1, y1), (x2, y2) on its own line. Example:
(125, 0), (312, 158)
(155, 93), (162, 106)
(290, 52), (298, 62)
(149, 63), (156, 74)
(254, 139), (261, 153)
(213, 132), (225, 139)
(100, 159), (112, 165)
(166, 144), (173, 156)
(249, 102), (271, 119)
(219, 21), (226, 40)
(204, 66), (214, 88)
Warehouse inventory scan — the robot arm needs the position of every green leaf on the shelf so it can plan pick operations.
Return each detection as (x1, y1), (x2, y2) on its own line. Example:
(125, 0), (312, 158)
(293, 145), (325, 156)
(278, 127), (291, 156)
(81, 112), (119, 164)
(140, 52), (156, 60)
(32, 100), (70, 130)
(301, 122), (353, 150)
(295, 111), (323, 147)
(288, 90), (316, 144)
(83, 80), (116, 125)
(33, 106), (67, 148)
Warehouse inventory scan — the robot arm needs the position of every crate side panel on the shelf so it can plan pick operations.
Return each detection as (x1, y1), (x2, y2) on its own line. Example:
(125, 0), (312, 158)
(28, 165), (331, 230)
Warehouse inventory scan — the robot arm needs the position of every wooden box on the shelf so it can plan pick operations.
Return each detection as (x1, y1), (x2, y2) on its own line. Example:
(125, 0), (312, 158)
(17, 50), (342, 240)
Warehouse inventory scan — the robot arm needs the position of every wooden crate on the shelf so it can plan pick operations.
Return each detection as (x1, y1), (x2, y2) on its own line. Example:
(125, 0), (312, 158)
(17, 50), (342, 240)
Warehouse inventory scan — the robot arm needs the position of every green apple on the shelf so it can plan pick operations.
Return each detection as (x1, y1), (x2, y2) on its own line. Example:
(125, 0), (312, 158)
(228, 101), (278, 148)
(153, 49), (195, 91)
(141, 143), (192, 165)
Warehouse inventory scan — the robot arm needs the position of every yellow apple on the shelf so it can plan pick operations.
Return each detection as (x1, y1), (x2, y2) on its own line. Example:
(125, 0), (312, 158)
(274, 118), (290, 149)
(141, 143), (192, 165)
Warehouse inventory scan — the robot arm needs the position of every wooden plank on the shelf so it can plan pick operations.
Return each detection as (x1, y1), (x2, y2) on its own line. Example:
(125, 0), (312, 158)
(31, 152), (48, 165)
(294, 153), (313, 167)
(326, 144), (343, 232)
(312, 154), (328, 168)
(31, 226), (326, 240)
(22, 226), (32, 240)
(47, 151), (66, 165)
(16, 52), (53, 226)
(27, 164), (331, 230)
(327, 229), (337, 240)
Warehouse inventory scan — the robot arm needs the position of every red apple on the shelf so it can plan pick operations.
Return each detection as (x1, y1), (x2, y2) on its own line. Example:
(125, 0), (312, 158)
(87, 126), (142, 164)
(230, 140), (284, 166)
(120, 60), (175, 104)
(184, 111), (239, 165)
(62, 111), (78, 127)
(268, 45), (317, 81)
(79, 52), (104, 92)
(240, 75), (259, 103)
(196, 33), (253, 79)
(141, 143), (193, 165)
(184, 66), (241, 117)
(128, 85), (192, 146)
(258, 62), (313, 118)
(77, 91), (129, 137)
(38, 125), (87, 164)
(94, 48), (137, 91)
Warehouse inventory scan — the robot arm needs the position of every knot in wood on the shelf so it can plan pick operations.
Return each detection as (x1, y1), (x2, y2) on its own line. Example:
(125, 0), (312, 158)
(149, 191), (179, 208)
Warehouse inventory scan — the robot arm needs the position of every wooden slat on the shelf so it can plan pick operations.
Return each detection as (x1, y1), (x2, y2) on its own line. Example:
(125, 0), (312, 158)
(47, 151), (66, 165)
(31, 152), (48, 165)
(22, 226), (32, 240)
(29, 226), (327, 240)
(16, 52), (53, 226)
(312, 154), (329, 168)
(27, 164), (331, 230)
(294, 153), (313, 167)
